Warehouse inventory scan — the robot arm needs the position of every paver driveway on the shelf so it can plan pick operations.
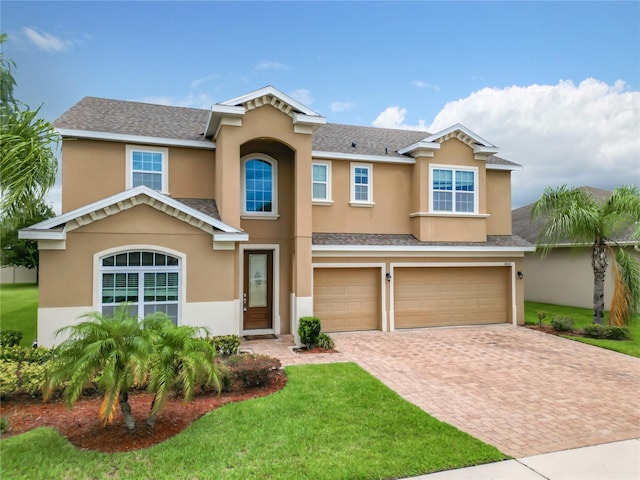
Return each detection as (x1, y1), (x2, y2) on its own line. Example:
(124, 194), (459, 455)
(243, 325), (640, 458)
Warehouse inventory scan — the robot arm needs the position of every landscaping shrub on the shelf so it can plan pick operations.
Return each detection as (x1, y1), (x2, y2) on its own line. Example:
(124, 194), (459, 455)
(537, 311), (547, 327)
(582, 324), (631, 340)
(298, 316), (321, 347)
(0, 361), (19, 397)
(551, 316), (575, 332)
(0, 416), (7, 434)
(19, 362), (49, 396)
(316, 332), (335, 350)
(0, 346), (53, 363)
(207, 335), (240, 356)
(0, 330), (23, 348)
(226, 354), (282, 388)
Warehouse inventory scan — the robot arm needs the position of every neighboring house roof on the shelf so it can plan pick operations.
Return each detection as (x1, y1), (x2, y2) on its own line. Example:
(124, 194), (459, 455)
(312, 233), (533, 252)
(53, 91), (521, 169)
(512, 186), (638, 246)
(19, 186), (247, 242)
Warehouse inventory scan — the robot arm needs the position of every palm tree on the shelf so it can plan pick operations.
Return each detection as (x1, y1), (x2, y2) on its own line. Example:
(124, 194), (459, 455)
(43, 305), (155, 430)
(145, 317), (220, 427)
(533, 185), (640, 325)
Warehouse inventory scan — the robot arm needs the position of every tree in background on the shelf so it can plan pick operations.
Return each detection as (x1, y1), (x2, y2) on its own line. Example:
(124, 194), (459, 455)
(533, 185), (640, 325)
(0, 33), (59, 217)
(1, 201), (55, 277)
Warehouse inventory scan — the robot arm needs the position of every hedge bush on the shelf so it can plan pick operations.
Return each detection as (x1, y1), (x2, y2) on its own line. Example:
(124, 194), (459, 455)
(207, 335), (240, 356)
(551, 316), (575, 332)
(582, 324), (631, 340)
(0, 361), (19, 397)
(0, 330), (23, 348)
(225, 354), (282, 388)
(298, 316), (322, 347)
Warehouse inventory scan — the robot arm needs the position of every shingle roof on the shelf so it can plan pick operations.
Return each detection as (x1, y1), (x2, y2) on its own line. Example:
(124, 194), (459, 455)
(174, 198), (220, 220)
(54, 97), (520, 167)
(312, 233), (532, 248)
(512, 186), (637, 244)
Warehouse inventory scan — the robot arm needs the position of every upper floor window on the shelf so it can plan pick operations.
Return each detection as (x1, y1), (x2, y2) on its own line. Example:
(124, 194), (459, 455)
(126, 145), (168, 193)
(243, 154), (278, 215)
(430, 166), (477, 213)
(350, 163), (373, 206)
(312, 161), (332, 203)
(100, 250), (180, 324)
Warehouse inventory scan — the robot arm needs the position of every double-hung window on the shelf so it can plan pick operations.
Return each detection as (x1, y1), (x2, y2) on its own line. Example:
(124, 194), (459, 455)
(100, 251), (180, 324)
(431, 166), (477, 213)
(243, 155), (278, 216)
(350, 163), (373, 206)
(312, 161), (331, 203)
(126, 145), (168, 193)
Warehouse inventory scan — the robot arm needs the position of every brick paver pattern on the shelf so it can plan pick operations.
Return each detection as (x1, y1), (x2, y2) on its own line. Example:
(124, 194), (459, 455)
(242, 325), (640, 458)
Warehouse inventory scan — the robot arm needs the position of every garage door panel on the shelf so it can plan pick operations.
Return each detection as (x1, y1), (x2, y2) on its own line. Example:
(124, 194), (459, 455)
(313, 268), (379, 332)
(395, 267), (509, 328)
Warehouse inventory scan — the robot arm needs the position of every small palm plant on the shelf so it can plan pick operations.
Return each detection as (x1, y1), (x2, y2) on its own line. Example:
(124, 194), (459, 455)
(44, 305), (155, 430)
(145, 317), (220, 427)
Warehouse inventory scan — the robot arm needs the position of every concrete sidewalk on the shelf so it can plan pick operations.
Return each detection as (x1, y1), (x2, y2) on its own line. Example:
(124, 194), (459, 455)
(409, 438), (640, 480)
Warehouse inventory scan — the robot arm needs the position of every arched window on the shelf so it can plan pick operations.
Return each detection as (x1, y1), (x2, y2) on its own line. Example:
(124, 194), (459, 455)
(100, 251), (180, 324)
(243, 155), (277, 215)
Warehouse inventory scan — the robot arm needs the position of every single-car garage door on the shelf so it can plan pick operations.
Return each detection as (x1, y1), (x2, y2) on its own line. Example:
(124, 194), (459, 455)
(394, 266), (509, 328)
(313, 268), (380, 332)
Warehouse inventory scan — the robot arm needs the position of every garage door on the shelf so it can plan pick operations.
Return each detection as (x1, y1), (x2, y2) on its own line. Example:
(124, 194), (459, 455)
(394, 267), (509, 328)
(313, 268), (380, 332)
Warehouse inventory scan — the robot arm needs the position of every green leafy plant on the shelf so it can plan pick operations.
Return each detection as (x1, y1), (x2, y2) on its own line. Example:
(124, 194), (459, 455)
(0, 360), (19, 397)
(298, 316), (321, 348)
(582, 324), (631, 340)
(0, 330), (23, 347)
(551, 316), (575, 332)
(19, 362), (48, 396)
(207, 335), (240, 356)
(537, 311), (547, 327)
(0, 416), (8, 434)
(316, 332), (335, 350)
(0, 346), (53, 363)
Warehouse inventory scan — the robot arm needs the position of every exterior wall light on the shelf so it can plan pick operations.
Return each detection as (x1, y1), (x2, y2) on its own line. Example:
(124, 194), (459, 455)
(386, 272), (392, 282)
(517, 271), (524, 280)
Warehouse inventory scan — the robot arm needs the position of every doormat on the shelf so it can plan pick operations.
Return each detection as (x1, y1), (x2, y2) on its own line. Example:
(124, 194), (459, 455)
(243, 334), (278, 341)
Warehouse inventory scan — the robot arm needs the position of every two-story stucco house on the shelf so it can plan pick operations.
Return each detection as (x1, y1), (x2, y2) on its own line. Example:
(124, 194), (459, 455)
(21, 86), (533, 347)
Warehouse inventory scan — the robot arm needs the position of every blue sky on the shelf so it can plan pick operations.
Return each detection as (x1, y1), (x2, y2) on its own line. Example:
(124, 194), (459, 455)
(2, 1), (639, 209)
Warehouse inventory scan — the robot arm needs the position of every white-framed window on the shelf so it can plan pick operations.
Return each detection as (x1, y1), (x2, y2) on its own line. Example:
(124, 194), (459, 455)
(350, 163), (373, 206)
(100, 250), (180, 324)
(430, 165), (477, 213)
(126, 145), (169, 193)
(242, 154), (278, 216)
(312, 161), (332, 203)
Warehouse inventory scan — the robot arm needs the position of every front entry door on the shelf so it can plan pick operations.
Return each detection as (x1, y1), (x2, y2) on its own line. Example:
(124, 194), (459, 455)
(243, 250), (273, 330)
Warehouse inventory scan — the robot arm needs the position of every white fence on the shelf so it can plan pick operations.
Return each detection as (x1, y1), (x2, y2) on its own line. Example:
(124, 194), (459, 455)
(0, 266), (37, 284)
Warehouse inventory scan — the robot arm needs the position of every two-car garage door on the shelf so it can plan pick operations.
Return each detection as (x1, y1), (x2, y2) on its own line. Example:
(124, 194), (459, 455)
(313, 266), (510, 332)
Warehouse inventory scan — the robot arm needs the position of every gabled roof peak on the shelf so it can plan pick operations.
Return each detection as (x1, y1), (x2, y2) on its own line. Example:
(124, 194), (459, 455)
(218, 85), (322, 117)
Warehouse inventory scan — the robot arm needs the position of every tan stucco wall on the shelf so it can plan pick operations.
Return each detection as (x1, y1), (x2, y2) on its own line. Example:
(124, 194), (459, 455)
(61, 140), (215, 212)
(523, 247), (640, 310)
(312, 161), (412, 234)
(486, 170), (512, 235)
(39, 204), (235, 309)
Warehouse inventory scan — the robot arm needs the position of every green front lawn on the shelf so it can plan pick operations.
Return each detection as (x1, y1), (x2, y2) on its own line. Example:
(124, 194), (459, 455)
(0, 283), (37, 346)
(0, 362), (506, 480)
(524, 301), (640, 358)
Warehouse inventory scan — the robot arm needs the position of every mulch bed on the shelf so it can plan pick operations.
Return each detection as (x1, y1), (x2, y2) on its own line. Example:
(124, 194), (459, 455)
(525, 324), (581, 336)
(0, 371), (287, 453)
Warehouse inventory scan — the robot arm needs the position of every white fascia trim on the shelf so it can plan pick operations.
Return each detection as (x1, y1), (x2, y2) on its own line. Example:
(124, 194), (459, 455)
(424, 123), (496, 147)
(487, 164), (523, 171)
(210, 104), (246, 115)
(19, 227), (66, 240)
(213, 232), (249, 242)
(24, 185), (244, 236)
(312, 245), (536, 253)
(220, 85), (321, 116)
(397, 141), (440, 156)
(313, 150), (415, 164)
(293, 113), (326, 126)
(56, 128), (215, 150)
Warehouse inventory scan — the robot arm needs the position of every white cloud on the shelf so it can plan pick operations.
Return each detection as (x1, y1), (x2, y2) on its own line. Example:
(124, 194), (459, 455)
(330, 101), (356, 113)
(255, 60), (287, 71)
(289, 88), (313, 106)
(372, 106), (429, 131)
(426, 78), (640, 207)
(191, 74), (221, 89)
(412, 80), (440, 91)
(22, 27), (72, 52)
